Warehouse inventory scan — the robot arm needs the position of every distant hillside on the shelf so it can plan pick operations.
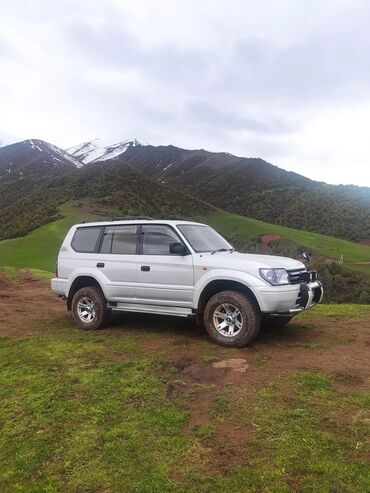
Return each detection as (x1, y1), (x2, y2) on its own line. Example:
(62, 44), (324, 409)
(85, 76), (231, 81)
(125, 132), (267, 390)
(0, 158), (215, 241)
(120, 145), (370, 241)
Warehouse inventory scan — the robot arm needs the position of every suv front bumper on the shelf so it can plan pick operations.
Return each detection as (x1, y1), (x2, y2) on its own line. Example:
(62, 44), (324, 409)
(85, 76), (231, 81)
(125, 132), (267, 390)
(256, 280), (323, 314)
(288, 280), (323, 313)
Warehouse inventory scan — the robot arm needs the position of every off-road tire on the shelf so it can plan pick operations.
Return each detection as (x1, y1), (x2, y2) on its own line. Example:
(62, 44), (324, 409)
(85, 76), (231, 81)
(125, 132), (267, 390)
(71, 286), (111, 330)
(204, 290), (261, 347)
(262, 315), (293, 329)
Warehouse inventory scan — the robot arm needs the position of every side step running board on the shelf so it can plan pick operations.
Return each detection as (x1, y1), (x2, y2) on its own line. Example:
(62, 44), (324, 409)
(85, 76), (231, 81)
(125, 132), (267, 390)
(108, 302), (193, 318)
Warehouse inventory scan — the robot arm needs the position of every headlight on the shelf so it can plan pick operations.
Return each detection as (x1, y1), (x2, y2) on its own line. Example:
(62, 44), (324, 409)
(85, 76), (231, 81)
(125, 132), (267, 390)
(260, 268), (289, 286)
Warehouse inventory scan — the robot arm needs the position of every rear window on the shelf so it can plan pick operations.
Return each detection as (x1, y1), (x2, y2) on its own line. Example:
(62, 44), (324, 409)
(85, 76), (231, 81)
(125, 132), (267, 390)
(71, 226), (103, 253)
(100, 226), (138, 254)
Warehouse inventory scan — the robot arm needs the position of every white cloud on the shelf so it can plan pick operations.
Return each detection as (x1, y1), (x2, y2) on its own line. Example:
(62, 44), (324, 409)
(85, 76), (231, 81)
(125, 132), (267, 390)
(0, 0), (369, 185)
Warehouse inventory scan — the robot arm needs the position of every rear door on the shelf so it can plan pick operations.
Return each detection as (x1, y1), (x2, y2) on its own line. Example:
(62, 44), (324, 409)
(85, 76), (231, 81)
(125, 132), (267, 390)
(136, 224), (194, 307)
(98, 225), (139, 302)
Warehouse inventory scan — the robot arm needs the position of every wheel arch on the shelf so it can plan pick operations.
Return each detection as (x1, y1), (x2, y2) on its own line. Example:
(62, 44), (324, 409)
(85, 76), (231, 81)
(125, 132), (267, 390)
(67, 275), (105, 311)
(196, 279), (261, 324)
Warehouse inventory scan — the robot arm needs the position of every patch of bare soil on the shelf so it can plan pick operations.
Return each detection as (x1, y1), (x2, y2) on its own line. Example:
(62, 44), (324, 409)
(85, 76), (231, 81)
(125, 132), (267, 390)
(0, 271), (65, 336)
(170, 359), (257, 474)
(213, 358), (249, 372)
(259, 233), (282, 249)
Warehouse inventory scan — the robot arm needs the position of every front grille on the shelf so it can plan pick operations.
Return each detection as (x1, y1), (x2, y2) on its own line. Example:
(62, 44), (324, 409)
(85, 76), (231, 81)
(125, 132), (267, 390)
(288, 269), (317, 284)
(288, 269), (307, 284)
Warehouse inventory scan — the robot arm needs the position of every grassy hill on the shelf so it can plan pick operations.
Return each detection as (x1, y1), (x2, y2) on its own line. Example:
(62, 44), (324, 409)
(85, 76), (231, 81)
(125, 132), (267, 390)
(0, 202), (119, 273)
(1, 201), (369, 276)
(205, 212), (370, 272)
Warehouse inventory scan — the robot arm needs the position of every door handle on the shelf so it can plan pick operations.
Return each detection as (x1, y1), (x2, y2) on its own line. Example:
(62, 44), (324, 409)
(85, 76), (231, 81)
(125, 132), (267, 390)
(97, 262), (105, 268)
(141, 265), (150, 272)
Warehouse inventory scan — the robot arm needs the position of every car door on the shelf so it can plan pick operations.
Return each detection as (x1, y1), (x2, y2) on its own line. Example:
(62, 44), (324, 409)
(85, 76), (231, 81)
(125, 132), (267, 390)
(136, 224), (194, 307)
(98, 225), (139, 302)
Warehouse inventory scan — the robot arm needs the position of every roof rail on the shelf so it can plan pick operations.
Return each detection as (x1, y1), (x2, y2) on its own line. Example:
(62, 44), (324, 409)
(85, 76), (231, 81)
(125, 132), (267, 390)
(111, 216), (155, 221)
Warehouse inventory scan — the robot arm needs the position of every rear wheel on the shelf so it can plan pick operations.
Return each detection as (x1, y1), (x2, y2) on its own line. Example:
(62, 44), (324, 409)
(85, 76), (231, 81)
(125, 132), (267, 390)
(71, 286), (111, 330)
(262, 315), (293, 329)
(204, 290), (261, 347)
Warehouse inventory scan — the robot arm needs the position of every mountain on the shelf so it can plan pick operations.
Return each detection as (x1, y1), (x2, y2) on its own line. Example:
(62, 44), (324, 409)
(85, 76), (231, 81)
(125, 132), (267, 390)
(0, 137), (369, 243)
(64, 141), (370, 239)
(0, 148), (214, 241)
(117, 144), (370, 241)
(0, 139), (81, 183)
(66, 139), (141, 164)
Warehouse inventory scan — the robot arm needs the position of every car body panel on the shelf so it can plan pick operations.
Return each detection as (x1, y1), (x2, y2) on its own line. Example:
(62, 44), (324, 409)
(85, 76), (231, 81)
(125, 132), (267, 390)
(51, 220), (323, 317)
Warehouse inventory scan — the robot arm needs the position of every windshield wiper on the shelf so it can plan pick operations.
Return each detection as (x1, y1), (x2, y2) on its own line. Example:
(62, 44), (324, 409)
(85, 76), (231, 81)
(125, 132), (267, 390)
(211, 248), (233, 255)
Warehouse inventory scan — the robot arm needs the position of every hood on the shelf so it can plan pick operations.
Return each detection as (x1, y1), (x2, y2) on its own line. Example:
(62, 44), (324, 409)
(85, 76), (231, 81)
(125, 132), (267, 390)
(199, 251), (305, 272)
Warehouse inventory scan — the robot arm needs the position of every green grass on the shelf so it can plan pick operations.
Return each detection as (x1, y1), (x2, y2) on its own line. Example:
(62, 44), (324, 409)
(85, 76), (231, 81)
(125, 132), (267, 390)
(1, 265), (53, 280)
(0, 333), (368, 492)
(0, 305), (369, 491)
(302, 303), (370, 319)
(0, 335), (188, 492)
(0, 202), (113, 272)
(204, 212), (370, 265)
(246, 372), (370, 492)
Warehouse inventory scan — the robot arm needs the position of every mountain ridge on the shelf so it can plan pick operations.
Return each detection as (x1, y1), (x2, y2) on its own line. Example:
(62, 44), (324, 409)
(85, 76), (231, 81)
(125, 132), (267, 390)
(66, 138), (141, 164)
(0, 139), (81, 183)
(0, 137), (369, 242)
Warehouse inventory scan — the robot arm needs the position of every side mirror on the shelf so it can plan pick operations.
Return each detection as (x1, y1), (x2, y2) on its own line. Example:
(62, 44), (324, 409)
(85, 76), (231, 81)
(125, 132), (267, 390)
(302, 252), (311, 263)
(169, 241), (187, 255)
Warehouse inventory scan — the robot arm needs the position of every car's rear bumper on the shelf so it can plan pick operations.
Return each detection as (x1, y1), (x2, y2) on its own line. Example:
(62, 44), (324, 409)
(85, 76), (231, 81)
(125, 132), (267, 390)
(256, 280), (323, 314)
(51, 278), (69, 297)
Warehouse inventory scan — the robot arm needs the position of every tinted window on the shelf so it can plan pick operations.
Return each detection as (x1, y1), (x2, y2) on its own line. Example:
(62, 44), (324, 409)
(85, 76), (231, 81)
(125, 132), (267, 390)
(71, 227), (103, 253)
(142, 225), (181, 255)
(100, 226), (137, 254)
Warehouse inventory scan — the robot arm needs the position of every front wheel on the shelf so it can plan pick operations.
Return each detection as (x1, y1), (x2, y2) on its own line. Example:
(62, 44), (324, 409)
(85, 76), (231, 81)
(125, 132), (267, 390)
(71, 286), (111, 330)
(204, 290), (261, 347)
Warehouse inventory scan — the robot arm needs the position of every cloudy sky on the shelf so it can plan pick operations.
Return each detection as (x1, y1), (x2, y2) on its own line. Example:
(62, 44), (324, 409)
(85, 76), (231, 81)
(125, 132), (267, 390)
(1, 0), (370, 186)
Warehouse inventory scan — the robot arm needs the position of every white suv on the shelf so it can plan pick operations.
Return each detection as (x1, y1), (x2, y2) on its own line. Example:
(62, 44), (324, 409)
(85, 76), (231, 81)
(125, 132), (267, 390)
(51, 218), (323, 347)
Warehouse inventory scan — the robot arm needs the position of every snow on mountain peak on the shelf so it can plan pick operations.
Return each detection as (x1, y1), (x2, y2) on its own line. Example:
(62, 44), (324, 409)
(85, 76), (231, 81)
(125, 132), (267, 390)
(25, 139), (83, 168)
(66, 138), (141, 165)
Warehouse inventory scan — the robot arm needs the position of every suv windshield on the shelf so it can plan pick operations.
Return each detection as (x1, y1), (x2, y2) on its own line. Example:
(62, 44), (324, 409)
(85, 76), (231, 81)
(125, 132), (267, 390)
(177, 224), (232, 253)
